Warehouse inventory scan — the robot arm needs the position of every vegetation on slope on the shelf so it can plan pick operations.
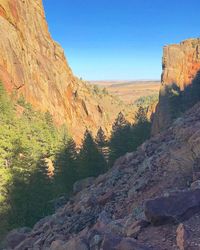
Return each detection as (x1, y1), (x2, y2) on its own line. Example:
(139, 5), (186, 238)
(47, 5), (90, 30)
(133, 94), (158, 110)
(0, 82), (66, 238)
(0, 82), (152, 241)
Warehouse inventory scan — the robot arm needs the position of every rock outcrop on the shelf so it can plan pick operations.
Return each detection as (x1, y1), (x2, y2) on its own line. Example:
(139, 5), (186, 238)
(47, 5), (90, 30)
(6, 101), (200, 249)
(0, 0), (132, 142)
(152, 38), (200, 135)
(145, 189), (200, 226)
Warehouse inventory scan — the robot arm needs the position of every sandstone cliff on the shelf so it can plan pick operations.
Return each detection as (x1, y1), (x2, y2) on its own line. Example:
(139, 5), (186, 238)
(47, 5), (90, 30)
(152, 38), (200, 135)
(0, 0), (132, 141)
(6, 102), (200, 249)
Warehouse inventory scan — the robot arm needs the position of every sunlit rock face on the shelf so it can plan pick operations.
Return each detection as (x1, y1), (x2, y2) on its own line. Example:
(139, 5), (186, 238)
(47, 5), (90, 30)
(152, 38), (200, 135)
(0, 0), (131, 142)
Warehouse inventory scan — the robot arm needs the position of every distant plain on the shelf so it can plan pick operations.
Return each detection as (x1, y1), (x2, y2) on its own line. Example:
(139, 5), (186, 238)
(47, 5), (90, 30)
(90, 80), (160, 104)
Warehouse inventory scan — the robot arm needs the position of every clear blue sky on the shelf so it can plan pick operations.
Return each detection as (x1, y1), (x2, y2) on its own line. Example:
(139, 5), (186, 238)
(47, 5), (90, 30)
(43, 0), (200, 81)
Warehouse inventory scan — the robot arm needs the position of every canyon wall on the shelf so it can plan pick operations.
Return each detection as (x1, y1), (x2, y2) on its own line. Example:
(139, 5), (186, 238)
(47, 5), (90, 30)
(0, 0), (131, 141)
(152, 38), (200, 135)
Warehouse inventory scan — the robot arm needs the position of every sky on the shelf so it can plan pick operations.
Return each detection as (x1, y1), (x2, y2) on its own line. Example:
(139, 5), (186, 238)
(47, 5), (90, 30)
(43, 0), (200, 81)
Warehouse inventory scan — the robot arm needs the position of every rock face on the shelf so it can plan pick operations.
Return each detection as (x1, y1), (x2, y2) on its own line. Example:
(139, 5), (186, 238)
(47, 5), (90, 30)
(152, 38), (200, 135)
(6, 102), (200, 249)
(0, 0), (132, 142)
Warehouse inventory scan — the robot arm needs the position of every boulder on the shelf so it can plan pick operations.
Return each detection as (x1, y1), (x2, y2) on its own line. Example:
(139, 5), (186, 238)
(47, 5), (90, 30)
(176, 223), (190, 250)
(125, 220), (149, 238)
(97, 190), (114, 206)
(128, 177), (148, 199)
(190, 180), (200, 190)
(5, 227), (31, 249)
(100, 234), (150, 250)
(100, 233), (122, 250)
(145, 189), (200, 225)
(192, 171), (200, 181)
(63, 238), (89, 250)
(89, 234), (103, 249)
(73, 177), (95, 193)
(116, 237), (151, 250)
(50, 240), (65, 250)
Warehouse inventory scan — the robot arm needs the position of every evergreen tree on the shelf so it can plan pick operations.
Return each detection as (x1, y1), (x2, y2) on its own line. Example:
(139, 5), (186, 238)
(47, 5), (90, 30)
(27, 159), (53, 225)
(5, 139), (54, 228)
(131, 106), (151, 150)
(78, 129), (107, 178)
(108, 113), (132, 167)
(112, 112), (128, 132)
(95, 127), (107, 147)
(0, 82), (66, 237)
(45, 111), (55, 133)
(0, 82), (13, 116)
(95, 127), (109, 161)
(108, 110), (151, 167)
(5, 172), (29, 229)
(134, 106), (148, 124)
(5, 138), (34, 228)
(6, 158), (53, 228)
(54, 138), (78, 195)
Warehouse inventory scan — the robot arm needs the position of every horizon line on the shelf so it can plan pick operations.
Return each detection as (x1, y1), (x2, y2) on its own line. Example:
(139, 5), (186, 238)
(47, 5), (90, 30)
(87, 79), (161, 82)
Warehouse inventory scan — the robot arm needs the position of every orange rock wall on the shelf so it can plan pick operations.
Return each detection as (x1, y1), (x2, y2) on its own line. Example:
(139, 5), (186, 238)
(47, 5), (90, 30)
(152, 38), (200, 135)
(0, 0), (131, 142)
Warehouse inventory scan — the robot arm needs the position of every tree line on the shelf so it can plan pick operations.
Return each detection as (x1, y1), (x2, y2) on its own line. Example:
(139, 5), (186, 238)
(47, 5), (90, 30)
(54, 107), (151, 196)
(0, 81), (151, 240)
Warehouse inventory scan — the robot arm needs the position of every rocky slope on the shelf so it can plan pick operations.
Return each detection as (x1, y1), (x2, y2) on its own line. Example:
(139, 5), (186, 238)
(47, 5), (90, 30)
(152, 38), (200, 135)
(5, 101), (200, 249)
(0, 0), (133, 142)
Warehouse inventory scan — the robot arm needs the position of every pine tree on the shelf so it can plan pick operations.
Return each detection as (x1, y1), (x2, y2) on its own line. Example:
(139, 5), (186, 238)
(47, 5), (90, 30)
(134, 106), (148, 124)
(95, 127), (107, 147)
(108, 112), (132, 167)
(131, 106), (151, 150)
(27, 159), (53, 225)
(54, 138), (78, 195)
(112, 112), (128, 132)
(0, 82), (13, 116)
(5, 138), (34, 228)
(44, 111), (55, 133)
(5, 172), (29, 229)
(5, 144), (53, 228)
(78, 129), (107, 178)
(0, 83), (67, 236)
(95, 127), (109, 161)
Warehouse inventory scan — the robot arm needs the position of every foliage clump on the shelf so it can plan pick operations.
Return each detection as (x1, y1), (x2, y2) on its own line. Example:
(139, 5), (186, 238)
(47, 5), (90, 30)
(133, 94), (158, 110)
(108, 108), (151, 166)
(0, 82), (64, 238)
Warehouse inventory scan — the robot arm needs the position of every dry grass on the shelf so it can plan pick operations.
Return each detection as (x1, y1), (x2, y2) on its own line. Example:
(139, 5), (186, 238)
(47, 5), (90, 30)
(90, 80), (160, 104)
